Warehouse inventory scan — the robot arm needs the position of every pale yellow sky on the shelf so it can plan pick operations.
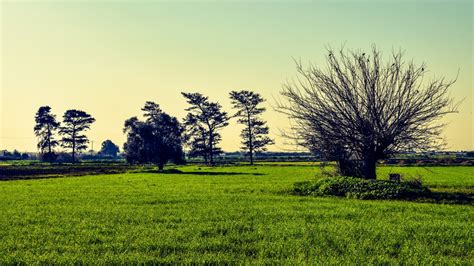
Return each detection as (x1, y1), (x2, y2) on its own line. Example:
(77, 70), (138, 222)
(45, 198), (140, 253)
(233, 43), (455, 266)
(1, 1), (472, 152)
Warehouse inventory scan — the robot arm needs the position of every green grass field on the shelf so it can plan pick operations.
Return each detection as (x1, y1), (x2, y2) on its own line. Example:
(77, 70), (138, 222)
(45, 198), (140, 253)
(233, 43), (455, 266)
(0, 164), (472, 264)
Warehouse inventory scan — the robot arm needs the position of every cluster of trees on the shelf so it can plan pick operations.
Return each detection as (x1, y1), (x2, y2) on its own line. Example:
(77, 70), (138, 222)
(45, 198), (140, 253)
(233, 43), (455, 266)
(123, 102), (185, 170)
(33, 46), (457, 180)
(0, 150), (29, 161)
(35, 91), (274, 167)
(123, 90), (274, 168)
(99, 140), (120, 157)
(34, 107), (95, 163)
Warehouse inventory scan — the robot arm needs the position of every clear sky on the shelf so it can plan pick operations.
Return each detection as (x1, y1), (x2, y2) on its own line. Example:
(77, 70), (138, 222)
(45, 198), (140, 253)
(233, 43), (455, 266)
(1, 0), (472, 153)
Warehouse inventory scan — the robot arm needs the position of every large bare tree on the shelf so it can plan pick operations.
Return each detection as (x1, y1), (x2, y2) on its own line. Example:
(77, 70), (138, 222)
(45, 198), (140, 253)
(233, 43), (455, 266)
(277, 47), (458, 179)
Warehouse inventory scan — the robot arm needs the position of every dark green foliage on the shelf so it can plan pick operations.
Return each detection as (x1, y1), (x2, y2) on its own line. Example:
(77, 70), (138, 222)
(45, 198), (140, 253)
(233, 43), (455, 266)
(59, 109), (95, 163)
(123, 101), (185, 170)
(294, 176), (431, 200)
(229, 90), (274, 164)
(182, 92), (229, 164)
(34, 106), (60, 162)
(39, 152), (57, 162)
(99, 140), (120, 157)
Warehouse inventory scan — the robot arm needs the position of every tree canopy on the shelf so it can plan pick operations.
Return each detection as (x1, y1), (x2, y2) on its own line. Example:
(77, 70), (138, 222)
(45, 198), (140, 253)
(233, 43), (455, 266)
(99, 140), (120, 157)
(123, 101), (184, 170)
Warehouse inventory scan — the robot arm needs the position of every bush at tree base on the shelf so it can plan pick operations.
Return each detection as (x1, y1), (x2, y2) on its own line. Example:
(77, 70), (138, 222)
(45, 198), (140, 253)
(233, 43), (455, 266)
(294, 176), (431, 200)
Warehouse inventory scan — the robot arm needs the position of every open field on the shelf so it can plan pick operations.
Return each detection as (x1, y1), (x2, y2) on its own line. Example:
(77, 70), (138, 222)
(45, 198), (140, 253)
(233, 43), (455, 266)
(0, 164), (473, 263)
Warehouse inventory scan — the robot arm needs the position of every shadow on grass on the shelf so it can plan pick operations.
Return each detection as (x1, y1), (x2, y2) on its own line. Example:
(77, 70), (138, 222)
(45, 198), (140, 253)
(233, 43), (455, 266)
(416, 191), (474, 205)
(143, 169), (264, 176)
(0, 164), (135, 181)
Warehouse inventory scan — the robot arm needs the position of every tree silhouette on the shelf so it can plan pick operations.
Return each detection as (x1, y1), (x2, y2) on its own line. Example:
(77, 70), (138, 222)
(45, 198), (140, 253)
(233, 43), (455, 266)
(34, 106), (60, 162)
(59, 109), (95, 163)
(123, 101), (184, 170)
(230, 90), (274, 164)
(182, 113), (210, 163)
(277, 46), (457, 179)
(99, 140), (120, 157)
(182, 92), (229, 165)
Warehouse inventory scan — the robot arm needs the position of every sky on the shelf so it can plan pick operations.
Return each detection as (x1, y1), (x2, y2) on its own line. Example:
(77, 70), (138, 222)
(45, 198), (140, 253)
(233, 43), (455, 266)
(0, 0), (472, 153)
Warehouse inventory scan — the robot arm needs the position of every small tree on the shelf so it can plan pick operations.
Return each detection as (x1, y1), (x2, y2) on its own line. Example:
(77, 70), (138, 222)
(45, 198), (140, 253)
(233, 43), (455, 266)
(59, 109), (95, 163)
(230, 90), (274, 164)
(99, 140), (120, 157)
(182, 92), (229, 164)
(12, 150), (21, 159)
(277, 46), (457, 179)
(123, 101), (184, 170)
(34, 106), (60, 162)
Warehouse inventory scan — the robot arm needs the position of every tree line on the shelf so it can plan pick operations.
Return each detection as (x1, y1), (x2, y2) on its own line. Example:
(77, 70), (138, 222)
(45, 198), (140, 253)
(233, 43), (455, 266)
(34, 46), (457, 179)
(34, 90), (274, 166)
(34, 108), (95, 163)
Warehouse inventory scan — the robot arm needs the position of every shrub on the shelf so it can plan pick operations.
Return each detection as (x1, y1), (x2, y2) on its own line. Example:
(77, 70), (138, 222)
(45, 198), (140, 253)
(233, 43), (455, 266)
(294, 176), (430, 200)
(39, 152), (57, 163)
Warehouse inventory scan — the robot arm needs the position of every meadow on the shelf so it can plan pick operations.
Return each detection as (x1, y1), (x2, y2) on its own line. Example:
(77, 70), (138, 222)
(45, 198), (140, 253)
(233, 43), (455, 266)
(0, 164), (472, 264)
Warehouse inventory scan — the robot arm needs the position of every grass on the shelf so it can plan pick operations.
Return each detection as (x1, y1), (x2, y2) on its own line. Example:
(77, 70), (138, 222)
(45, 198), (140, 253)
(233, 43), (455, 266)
(0, 164), (473, 264)
(378, 166), (474, 189)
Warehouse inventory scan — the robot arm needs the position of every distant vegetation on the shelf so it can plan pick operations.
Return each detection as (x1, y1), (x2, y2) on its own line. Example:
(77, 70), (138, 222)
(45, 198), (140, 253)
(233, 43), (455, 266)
(34, 107), (95, 163)
(123, 102), (184, 170)
(18, 46), (467, 174)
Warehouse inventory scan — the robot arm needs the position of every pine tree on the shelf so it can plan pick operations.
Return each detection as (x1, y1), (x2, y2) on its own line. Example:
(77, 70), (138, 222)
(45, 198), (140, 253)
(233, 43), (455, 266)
(230, 90), (274, 164)
(182, 92), (229, 164)
(59, 109), (95, 163)
(34, 106), (60, 162)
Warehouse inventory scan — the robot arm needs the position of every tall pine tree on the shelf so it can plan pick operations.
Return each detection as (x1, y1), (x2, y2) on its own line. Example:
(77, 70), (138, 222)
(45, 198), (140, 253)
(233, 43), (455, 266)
(182, 92), (229, 165)
(34, 106), (60, 162)
(59, 109), (95, 163)
(230, 90), (274, 164)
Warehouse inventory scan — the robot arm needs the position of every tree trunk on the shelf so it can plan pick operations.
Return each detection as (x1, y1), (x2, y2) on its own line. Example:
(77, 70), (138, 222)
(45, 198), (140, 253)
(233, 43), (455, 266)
(337, 159), (358, 177)
(249, 149), (253, 165)
(248, 113), (253, 165)
(362, 157), (377, 180)
(158, 163), (164, 171)
(47, 124), (52, 163)
(209, 130), (214, 165)
(72, 127), (76, 164)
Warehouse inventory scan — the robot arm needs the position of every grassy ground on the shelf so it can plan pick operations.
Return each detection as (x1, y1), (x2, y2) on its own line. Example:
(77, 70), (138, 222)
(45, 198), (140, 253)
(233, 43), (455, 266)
(0, 164), (472, 264)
